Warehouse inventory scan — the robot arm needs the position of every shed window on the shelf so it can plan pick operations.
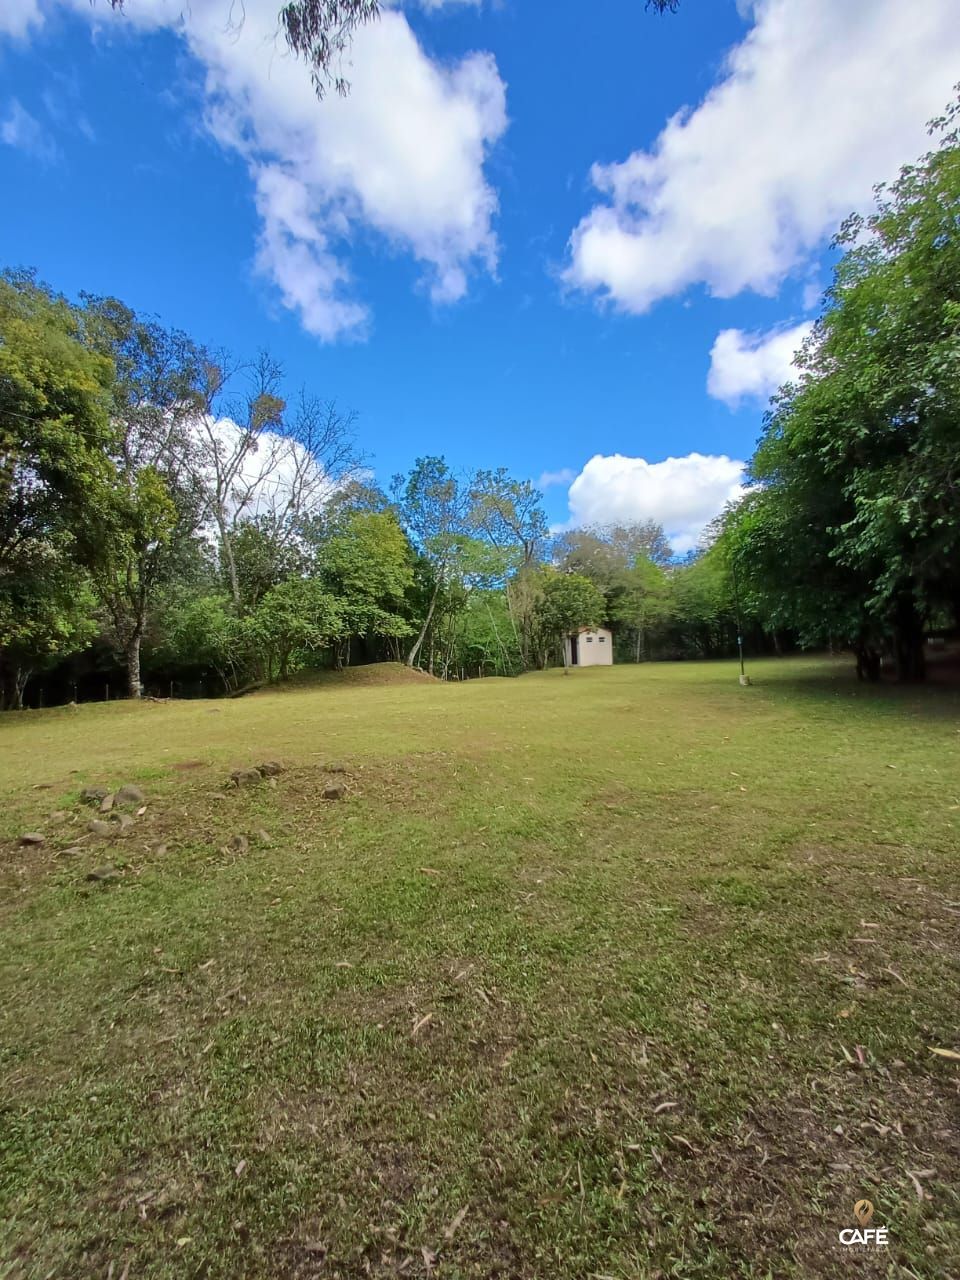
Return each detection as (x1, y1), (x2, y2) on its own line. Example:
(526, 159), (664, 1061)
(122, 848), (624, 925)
(598, 635), (606, 643)
(585, 636), (593, 643)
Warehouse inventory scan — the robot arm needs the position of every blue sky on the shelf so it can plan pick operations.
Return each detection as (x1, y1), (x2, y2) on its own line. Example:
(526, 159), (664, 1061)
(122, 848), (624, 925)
(2, 0), (959, 551)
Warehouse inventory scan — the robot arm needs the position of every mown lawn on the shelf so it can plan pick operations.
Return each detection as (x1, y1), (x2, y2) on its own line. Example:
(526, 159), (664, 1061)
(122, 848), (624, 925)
(1, 658), (958, 1279)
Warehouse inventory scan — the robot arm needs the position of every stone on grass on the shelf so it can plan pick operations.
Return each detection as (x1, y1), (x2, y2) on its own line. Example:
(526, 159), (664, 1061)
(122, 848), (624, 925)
(115, 784), (145, 806)
(19, 832), (45, 847)
(323, 762), (348, 774)
(230, 768), (262, 788)
(99, 793), (115, 813)
(86, 866), (120, 883)
(87, 819), (114, 837)
(322, 782), (347, 801)
(230, 833), (249, 853)
(257, 761), (284, 777)
(116, 813), (134, 832)
(80, 786), (109, 805)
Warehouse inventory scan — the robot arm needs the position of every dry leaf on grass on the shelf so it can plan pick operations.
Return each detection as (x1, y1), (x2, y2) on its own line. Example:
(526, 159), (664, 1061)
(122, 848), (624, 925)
(652, 1101), (678, 1115)
(444, 1205), (468, 1240)
(929, 1046), (960, 1060)
(412, 1013), (434, 1037)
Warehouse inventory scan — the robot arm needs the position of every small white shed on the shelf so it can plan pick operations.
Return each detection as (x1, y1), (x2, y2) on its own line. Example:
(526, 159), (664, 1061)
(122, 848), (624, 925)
(565, 626), (613, 667)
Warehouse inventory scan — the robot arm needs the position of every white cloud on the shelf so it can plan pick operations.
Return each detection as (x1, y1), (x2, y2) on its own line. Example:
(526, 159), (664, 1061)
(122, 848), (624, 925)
(15, 0), (506, 340)
(707, 320), (812, 407)
(0, 97), (58, 161)
(0, 0), (43, 38)
(564, 0), (960, 312)
(563, 452), (746, 554)
(537, 467), (576, 490)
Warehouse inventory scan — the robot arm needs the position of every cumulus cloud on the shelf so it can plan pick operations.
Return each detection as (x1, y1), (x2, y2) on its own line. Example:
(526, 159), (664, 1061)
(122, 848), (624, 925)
(564, 0), (960, 312)
(563, 452), (746, 554)
(12, 0), (506, 340)
(0, 97), (58, 161)
(707, 321), (812, 408)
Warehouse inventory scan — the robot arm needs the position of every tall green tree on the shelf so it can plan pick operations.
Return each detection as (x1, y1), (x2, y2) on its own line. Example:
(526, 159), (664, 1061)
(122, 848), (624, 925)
(391, 457), (470, 668)
(739, 99), (960, 680)
(82, 297), (208, 697)
(0, 273), (116, 574)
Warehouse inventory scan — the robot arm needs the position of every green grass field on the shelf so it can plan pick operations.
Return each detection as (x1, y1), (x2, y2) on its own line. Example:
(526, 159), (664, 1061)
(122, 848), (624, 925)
(1, 658), (958, 1279)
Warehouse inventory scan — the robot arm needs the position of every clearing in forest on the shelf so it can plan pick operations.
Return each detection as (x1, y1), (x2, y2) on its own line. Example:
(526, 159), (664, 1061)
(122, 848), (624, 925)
(1, 657), (958, 1279)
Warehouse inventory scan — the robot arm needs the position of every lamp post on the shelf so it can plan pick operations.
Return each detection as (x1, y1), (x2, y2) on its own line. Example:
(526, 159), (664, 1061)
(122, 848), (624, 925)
(731, 557), (750, 686)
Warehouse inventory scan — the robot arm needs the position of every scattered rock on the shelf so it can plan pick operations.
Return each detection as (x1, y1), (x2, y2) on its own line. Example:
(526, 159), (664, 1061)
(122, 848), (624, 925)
(229, 833), (250, 853)
(230, 768), (262, 788)
(116, 813), (135, 832)
(322, 783), (347, 801)
(86, 866), (120, 883)
(257, 761), (284, 777)
(323, 762), (348, 774)
(115, 784), (145, 806)
(87, 819), (114, 837)
(81, 786), (110, 805)
(255, 828), (272, 845)
(18, 832), (45, 846)
(99, 793), (115, 813)
(50, 810), (69, 822)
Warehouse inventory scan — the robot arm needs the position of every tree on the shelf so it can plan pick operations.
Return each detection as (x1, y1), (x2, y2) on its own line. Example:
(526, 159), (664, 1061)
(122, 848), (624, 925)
(0, 272), (116, 575)
(0, 544), (98, 709)
(739, 98), (960, 680)
(611, 554), (672, 661)
(194, 351), (361, 610)
(249, 577), (343, 681)
(533, 569), (606, 670)
(391, 457), (470, 669)
(469, 469), (548, 568)
(81, 296), (208, 697)
(317, 510), (414, 662)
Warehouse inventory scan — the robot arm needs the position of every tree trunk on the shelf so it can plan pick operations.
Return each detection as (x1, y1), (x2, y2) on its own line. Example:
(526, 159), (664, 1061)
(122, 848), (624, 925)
(217, 514), (241, 607)
(126, 634), (143, 699)
(893, 594), (926, 682)
(407, 583), (439, 668)
(12, 666), (30, 710)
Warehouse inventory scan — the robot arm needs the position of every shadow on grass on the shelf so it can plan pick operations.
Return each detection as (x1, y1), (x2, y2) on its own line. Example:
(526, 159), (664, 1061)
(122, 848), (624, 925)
(748, 651), (960, 723)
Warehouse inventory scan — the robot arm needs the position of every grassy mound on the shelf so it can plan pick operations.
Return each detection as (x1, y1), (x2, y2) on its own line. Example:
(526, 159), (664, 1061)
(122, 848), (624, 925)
(263, 661), (439, 693)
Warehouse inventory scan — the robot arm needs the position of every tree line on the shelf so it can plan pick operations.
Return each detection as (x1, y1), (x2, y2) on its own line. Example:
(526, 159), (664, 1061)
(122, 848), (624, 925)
(0, 269), (753, 708)
(2, 99), (958, 706)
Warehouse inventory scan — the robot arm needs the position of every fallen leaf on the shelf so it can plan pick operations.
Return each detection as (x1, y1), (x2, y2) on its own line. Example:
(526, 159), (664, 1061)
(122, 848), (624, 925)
(235, 1159), (247, 1176)
(418, 867), (441, 876)
(929, 1047), (960, 1061)
(412, 1013), (434, 1038)
(652, 1101), (678, 1115)
(444, 1205), (468, 1240)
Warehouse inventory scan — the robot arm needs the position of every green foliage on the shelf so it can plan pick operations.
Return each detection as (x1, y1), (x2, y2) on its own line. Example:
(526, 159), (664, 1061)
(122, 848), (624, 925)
(0, 272), (116, 570)
(318, 510), (414, 640)
(249, 577), (344, 681)
(533, 568), (606, 667)
(731, 100), (960, 679)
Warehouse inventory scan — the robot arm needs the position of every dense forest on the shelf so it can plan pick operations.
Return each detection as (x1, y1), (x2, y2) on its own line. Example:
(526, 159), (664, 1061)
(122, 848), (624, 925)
(1, 102), (958, 708)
